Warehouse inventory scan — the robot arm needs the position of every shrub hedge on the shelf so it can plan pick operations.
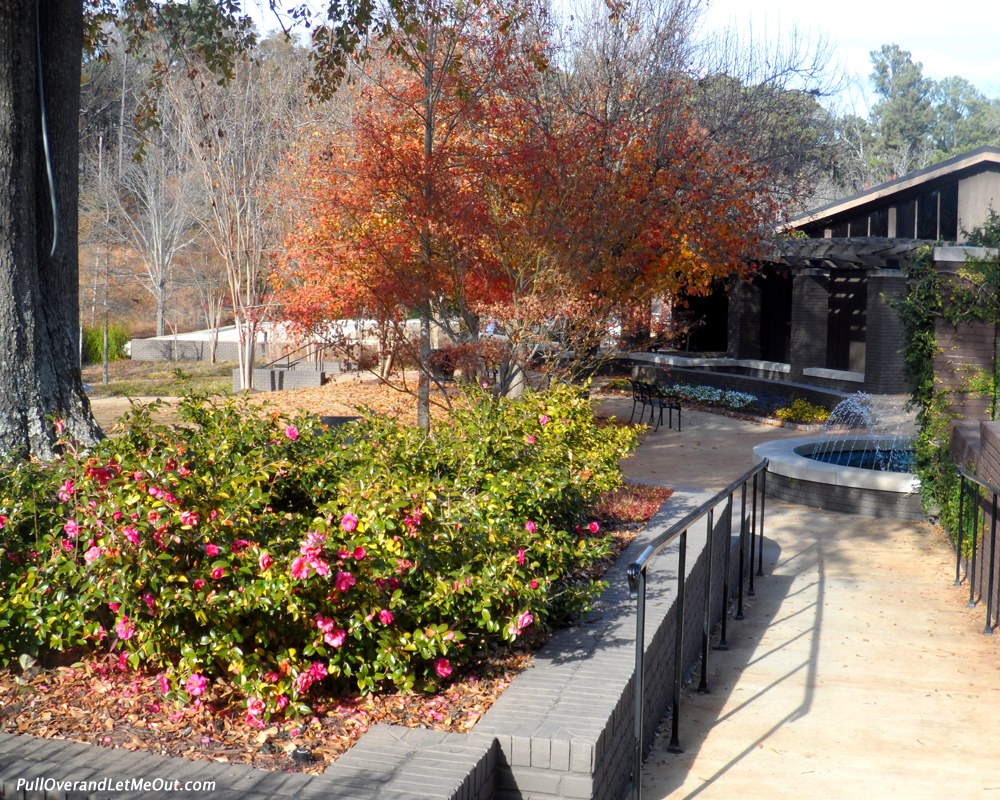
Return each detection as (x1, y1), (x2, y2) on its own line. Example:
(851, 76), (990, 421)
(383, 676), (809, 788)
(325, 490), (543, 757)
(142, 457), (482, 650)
(0, 384), (635, 724)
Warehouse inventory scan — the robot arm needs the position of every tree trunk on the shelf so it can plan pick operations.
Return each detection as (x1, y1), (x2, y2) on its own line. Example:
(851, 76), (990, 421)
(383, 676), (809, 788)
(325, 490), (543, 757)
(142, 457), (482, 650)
(0, 0), (101, 458)
(417, 315), (430, 429)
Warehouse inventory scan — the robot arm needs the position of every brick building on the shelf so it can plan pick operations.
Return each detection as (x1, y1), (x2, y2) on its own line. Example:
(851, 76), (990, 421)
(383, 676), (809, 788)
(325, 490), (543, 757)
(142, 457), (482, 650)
(667, 145), (1000, 401)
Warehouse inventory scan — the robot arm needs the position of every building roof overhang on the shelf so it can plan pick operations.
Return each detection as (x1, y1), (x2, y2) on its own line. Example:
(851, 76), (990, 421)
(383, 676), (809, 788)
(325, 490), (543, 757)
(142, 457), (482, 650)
(779, 145), (1000, 233)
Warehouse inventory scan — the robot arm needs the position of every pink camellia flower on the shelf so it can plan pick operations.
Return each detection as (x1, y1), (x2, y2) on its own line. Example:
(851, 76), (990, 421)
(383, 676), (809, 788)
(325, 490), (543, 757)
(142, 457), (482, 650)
(259, 552), (274, 571)
(147, 510), (160, 524)
(525, 435), (536, 444)
(205, 543), (219, 557)
(275, 695), (289, 711)
(124, 527), (140, 546)
(211, 567), (225, 580)
(379, 609), (394, 625)
(315, 614), (334, 633)
(334, 571), (355, 593)
(159, 674), (170, 694)
(115, 616), (135, 640)
(517, 549), (526, 566)
(285, 425), (299, 441)
(54, 419), (65, 435)
(353, 546), (366, 560)
(61, 539), (73, 553)
(64, 519), (79, 537)
(112, 510), (123, 522)
(178, 465), (191, 477)
(84, 546), (102, 565)
(539, 415), (549, 425)
(231, 539), (250, 553)
(148, 486), (161, 498)
(180, 511), (199, 527)
(163, 493), (177, 505)
(109, 602), (120, 612)
(326, 629), (346, 647)
(341, 513), (358, 532)
(293, 672), (314, 694)
(291, 557), (310, 580)
(308, 662), (328, 681)
(518, 610), (534, 630)
(525, 520), (536, 534)
(530, 580), (539, 589)
(58, 480), (75, 502)
(337, 548), (350, 559)
(246, 696), (266, 718)
(193, 579), (206, 590)
(589, 521), (600, 534)
(435, 658), (452, 678)
(186, 674), (208, 696)
(142, 593), (156, 612)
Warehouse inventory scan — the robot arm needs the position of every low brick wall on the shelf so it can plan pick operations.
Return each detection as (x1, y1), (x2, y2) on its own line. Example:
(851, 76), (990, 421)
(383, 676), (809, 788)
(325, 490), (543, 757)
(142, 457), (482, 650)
(130, 339), (263, 363)
(231, 368), (331, 392)
(766, 473), (925, 520)
(631, 362), (851, 410)
(475, 487), (749, 799)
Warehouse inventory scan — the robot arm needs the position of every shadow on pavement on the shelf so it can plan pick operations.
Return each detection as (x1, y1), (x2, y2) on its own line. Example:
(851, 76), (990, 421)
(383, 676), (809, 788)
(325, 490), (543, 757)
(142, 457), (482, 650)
(640, 530), (822, 798)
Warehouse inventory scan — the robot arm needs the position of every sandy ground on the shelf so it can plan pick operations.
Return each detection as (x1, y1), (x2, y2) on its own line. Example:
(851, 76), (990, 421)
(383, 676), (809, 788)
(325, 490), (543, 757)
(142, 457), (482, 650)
(593, 395), (805, 492)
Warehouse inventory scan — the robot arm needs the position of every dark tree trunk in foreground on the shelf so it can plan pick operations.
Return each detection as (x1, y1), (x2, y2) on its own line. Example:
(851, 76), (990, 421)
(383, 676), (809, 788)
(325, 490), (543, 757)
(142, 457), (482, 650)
(0, 0), (101, 458)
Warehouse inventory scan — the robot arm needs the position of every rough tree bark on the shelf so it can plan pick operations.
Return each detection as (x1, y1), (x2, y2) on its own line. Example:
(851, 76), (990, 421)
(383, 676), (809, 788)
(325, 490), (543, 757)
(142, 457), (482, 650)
(0, 0), (101, 458)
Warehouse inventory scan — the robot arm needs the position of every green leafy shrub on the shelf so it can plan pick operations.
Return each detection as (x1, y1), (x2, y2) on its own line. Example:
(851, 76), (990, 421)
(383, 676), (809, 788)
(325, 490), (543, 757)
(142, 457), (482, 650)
(775, 399), (830, 424)
(82, 323), (130, 364)
(604, 378), (632, 392)
(0, 383), (635, 724)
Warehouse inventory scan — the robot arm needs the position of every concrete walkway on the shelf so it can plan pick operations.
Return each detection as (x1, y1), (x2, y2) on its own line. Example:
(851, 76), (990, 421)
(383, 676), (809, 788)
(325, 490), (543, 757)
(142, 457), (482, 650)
(598, 400), (1000, 798)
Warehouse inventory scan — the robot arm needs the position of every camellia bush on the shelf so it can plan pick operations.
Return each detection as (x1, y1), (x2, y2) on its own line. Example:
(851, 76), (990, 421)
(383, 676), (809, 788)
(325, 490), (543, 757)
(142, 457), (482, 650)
(0, 383), (635, 724)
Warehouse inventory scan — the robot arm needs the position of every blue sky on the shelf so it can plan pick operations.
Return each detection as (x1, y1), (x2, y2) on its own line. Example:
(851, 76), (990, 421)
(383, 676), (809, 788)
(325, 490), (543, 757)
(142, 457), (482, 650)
(701, 0), (1000, 107)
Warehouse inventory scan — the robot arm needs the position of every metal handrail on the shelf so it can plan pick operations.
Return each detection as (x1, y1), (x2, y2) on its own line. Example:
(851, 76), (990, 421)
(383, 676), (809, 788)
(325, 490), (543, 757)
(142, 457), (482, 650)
(955, 465), (1000, 633)
(626, 458), (769, 800)
(261, 340), (322, 371)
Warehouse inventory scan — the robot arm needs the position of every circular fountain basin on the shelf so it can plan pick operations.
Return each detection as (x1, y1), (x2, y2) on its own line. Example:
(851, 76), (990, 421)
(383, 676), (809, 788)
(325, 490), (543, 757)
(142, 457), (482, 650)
(753, 435), (923, 520)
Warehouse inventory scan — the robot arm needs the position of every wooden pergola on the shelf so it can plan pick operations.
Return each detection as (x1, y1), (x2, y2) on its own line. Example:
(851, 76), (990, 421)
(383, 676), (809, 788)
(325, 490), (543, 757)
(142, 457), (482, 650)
(760, 237), (933, 269)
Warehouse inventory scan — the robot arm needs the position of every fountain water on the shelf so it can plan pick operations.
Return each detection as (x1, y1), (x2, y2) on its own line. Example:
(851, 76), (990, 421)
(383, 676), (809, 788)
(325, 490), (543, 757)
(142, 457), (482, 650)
(807, 393), (917, 473)
(752, 392), (922, 519)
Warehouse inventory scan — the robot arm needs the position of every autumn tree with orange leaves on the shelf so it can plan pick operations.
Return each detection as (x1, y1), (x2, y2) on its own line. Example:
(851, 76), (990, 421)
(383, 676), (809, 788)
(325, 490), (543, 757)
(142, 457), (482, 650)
(279, 0), (778, 417)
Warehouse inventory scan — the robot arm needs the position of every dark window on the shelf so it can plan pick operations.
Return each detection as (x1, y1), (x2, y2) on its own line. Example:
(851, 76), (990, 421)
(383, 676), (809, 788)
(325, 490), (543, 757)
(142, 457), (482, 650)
(939, 182), (959, 241)
(848, 214), (869, 237)
(759, 266), (793, 363)
(895, 200), (915, 238)
(869, 207), (889, 237)
(830, 220), (849, 237)
(827, 270), (867, 372)
(917, 191), (939, 239)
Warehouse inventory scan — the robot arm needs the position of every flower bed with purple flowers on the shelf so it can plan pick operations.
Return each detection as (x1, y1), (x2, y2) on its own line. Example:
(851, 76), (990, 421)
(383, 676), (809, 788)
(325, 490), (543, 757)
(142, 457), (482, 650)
(0, 383), (635, 744)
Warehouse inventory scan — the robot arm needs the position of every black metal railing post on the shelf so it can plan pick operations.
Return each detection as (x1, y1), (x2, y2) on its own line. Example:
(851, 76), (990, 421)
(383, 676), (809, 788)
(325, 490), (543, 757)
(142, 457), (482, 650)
(986, 493), (997, 635)
(698, 509), (714, 694)
(757, 469), (767, 577)
(717, 494), (734, 651)
(956, 473), (966, 586)
(625, 460), (768, 794)
(736, 482), (747, 621)
(667, 529), (687, 754)
(748, 474), (758, 596)
(970, 483), (980, 607)
(627, 563), (646, 800)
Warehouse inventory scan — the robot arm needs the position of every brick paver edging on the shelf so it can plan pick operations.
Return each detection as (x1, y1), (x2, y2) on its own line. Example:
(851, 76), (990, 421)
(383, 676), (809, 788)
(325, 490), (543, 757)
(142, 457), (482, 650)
(0, 488), (748, 800)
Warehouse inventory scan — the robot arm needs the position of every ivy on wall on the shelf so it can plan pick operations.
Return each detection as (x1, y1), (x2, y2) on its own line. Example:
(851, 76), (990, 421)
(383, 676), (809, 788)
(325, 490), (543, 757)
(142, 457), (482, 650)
(893, 221), (1000, 548)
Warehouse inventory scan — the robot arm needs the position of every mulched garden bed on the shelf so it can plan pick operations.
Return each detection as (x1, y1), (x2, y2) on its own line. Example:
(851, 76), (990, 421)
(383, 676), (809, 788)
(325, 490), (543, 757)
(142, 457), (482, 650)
(0, 483), (673, 774)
